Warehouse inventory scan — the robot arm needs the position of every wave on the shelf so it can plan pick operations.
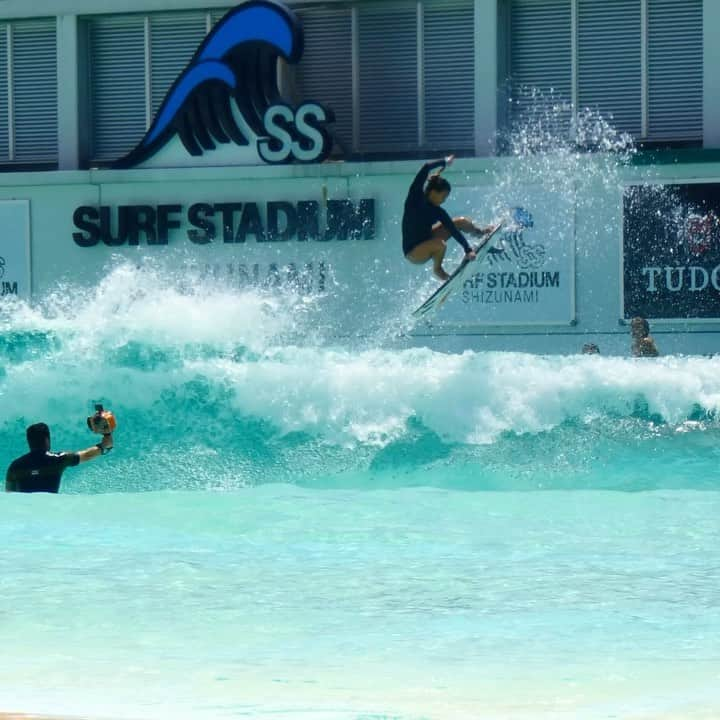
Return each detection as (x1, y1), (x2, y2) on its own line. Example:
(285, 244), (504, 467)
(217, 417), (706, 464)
(1, 265), (719, 492)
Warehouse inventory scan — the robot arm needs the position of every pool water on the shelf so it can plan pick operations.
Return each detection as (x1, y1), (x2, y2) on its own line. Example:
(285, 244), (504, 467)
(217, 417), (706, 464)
(0, 268), (718, 719)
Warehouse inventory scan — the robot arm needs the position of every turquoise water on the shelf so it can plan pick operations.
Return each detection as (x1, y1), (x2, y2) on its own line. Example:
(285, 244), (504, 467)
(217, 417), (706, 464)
(1, 268), (719, 719)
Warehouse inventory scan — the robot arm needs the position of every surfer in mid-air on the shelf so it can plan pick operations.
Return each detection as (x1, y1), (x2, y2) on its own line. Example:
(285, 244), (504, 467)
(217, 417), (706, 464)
(402, 155), (494, 281)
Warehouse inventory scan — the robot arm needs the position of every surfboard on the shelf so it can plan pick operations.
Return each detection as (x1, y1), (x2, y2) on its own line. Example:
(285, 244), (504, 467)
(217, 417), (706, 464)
(411, 222), (505, 319)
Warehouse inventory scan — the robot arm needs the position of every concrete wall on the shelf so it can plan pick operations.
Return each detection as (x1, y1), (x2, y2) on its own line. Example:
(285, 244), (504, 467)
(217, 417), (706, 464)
(2, 156), (720, 355)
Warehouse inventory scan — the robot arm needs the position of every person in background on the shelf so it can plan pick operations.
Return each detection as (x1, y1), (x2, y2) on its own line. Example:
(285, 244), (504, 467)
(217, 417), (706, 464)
(5, 419), (113, 494)
(582, 343), (600, 355)
(630, 316), (659, 357)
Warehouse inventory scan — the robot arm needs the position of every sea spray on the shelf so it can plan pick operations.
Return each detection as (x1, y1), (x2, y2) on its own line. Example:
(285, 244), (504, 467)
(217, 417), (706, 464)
(1, 267), (719, 493)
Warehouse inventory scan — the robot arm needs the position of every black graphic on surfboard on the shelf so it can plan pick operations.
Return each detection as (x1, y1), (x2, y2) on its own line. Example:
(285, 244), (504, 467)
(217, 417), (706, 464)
(412, 222), (505, 319)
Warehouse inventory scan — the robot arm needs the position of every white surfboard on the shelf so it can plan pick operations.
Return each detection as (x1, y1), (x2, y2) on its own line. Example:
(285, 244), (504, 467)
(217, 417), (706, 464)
(411, 222), (504, 319)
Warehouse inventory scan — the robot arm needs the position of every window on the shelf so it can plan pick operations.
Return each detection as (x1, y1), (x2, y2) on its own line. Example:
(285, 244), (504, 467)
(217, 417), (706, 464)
(294, 5), (353, 156)
(0, 19), (57, 166)
(149, 14), (208, 117)
(424, 0), (475, 152)
(648, 0), (702, 141)
(88, 15), (146, 164)
(296, 0), (476, 157)
(507, 0), (702, 146)
(577, 0), (642, 137)
(87, 12), (207, 164)
(358, 3), (418, 153)
(508, 0), (573, 141)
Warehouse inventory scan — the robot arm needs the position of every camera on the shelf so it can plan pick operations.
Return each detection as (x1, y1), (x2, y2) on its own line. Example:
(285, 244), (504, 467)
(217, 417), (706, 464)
(87, 404), (117, 435)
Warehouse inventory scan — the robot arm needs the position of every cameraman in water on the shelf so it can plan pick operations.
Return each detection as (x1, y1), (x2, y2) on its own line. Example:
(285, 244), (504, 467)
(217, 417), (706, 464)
(5, 406), (116, 493)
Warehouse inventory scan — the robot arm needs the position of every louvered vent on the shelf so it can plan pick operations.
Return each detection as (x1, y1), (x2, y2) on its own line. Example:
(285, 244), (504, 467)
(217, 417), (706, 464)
(424, 0), (474, 151)
(149, 13), (207, 117)
(295, 6), (353, 156)
(510, 0), (573, 139)
(12, 19), (57, 162)
(0, 27), (9, 160)
(358, 3), (418, 152)
(89, 15), (146, 163)
(577, 0), (641, 136)
(648, 0), (702, 141)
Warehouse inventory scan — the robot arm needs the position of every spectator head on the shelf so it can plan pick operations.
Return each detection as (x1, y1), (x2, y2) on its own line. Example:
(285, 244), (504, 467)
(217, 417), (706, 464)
(630, 317), (659, 357)
(630, 316), (650, 340)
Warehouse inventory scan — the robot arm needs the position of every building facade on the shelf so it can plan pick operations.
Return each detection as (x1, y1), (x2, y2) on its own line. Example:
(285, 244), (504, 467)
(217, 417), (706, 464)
(0, 0), (719, 354)
(0, 0), (710, 170)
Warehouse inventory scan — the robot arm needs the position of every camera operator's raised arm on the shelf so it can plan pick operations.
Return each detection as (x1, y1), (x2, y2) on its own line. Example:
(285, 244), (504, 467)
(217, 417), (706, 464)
(77, 432), (114, 463)
(5, 407), (117, 493)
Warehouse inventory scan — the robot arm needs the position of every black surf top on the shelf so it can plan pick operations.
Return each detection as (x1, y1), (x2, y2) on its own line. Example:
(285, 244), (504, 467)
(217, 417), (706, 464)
(6, 450), (80, 493)
(401, 159), (471, 255)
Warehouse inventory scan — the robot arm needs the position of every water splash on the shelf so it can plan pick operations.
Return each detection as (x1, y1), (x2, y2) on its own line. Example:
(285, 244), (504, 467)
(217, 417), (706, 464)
(1, 268), (719, 493)
(1, 94), (710, 493)
(502, 85), (635, 157)
(492, 87), (638, 213)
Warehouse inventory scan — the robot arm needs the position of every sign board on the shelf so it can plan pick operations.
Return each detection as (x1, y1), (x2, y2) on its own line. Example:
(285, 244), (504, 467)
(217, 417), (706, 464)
(624, 183), (720, 320)
(117, 1), (334, 169)
(0, 200), (31, 301)
(424, 186), (576, 326)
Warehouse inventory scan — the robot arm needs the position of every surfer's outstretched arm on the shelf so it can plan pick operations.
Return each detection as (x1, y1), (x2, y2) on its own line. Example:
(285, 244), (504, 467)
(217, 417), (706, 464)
(408, 156), (453, 198)
(77, 433), (114, 462)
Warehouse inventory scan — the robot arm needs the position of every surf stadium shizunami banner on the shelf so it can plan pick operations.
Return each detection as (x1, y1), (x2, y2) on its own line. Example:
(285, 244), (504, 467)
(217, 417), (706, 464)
(624, 183), (720, 320)
(426, 186), (575, 326)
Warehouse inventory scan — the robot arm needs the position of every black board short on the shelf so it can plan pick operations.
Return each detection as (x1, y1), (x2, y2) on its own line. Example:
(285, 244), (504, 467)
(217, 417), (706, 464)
(403, 233), (427, 256)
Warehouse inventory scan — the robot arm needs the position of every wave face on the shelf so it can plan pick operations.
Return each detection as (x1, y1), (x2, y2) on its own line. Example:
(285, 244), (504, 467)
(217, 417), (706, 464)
(1, 263), (718, 493)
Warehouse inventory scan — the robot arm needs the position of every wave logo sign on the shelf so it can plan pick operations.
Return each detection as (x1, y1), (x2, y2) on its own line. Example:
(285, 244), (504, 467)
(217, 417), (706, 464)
(116, 0), (334, 168)
(489, 208), (546, 270)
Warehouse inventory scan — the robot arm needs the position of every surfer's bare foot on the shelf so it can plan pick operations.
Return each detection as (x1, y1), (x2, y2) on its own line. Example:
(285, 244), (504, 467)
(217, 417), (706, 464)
(434, 268), (450, 282)
(471, 224), (493, 237)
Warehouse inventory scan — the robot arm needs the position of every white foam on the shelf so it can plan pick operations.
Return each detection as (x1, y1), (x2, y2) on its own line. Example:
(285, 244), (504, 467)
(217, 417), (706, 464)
(2, 265), (720, 447)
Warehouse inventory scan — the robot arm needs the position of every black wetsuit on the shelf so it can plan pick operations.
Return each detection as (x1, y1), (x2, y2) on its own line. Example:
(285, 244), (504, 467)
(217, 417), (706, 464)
(5, 450), (80, 493)
(402, 159), (471, 256)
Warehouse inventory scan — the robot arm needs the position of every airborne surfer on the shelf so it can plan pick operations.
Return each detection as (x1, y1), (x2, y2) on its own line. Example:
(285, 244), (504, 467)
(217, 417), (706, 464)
(402, 155), (495, 281)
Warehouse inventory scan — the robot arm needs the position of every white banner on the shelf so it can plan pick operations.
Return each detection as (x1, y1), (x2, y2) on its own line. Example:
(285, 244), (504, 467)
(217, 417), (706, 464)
(0, 200), (31, 301)
(424, 186), (576, 326)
